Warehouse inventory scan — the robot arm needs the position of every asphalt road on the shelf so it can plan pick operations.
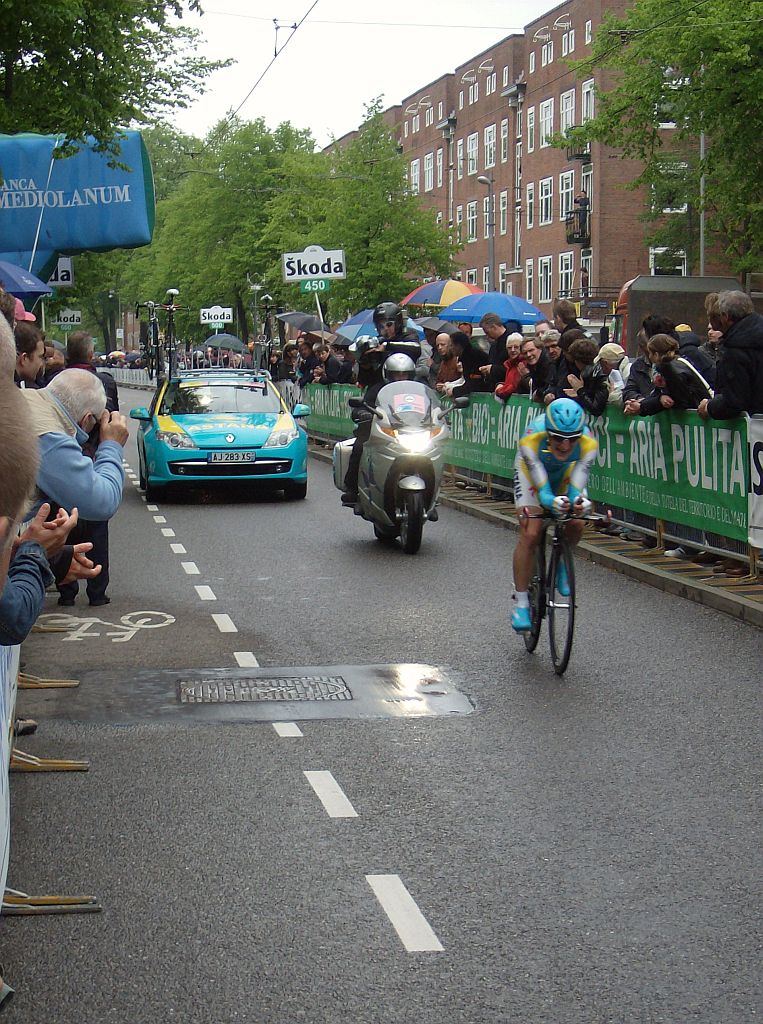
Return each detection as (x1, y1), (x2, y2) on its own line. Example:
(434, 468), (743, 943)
(4, 387), (760, 1023)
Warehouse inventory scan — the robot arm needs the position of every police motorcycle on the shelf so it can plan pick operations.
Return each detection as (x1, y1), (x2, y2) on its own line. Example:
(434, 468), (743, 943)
(333, 354), (468, 554)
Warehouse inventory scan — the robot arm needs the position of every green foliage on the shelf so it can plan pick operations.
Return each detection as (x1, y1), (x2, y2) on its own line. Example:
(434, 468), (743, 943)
(0, 1), (229, 161)
(565, 0), (763, 273)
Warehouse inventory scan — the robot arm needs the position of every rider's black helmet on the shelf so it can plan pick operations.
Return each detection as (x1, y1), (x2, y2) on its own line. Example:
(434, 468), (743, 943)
(373, 301), (405, 337)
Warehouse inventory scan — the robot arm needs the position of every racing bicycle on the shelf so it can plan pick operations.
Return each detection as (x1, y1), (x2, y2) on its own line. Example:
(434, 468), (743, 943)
(522, 509), (608, 675)
(136, 288), (187, 380)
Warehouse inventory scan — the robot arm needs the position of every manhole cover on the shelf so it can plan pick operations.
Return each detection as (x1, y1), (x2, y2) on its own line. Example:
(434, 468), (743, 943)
(178, 675), (351, 703)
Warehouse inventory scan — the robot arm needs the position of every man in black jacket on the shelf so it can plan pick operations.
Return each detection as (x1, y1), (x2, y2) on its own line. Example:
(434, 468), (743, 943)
(699, 290), (763, 420)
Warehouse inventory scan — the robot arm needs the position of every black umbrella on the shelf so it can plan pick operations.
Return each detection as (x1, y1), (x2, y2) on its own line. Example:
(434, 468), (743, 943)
(416, 317), (459, 335)
(277, 311), (328, 333)
(204, 333), (245, 353)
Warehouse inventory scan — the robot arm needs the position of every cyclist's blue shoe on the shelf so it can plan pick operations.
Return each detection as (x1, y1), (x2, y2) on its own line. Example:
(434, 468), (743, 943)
(511, 606), (532, 632)
(555, 561), (570, 597)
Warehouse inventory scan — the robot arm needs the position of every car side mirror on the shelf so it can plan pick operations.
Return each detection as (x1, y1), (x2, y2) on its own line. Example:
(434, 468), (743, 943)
(292, 403), (311, 418)
(130, 407), (151, 421)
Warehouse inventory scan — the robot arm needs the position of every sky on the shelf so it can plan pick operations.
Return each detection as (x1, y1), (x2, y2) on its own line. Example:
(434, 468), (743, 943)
(173, 0), (554, 147)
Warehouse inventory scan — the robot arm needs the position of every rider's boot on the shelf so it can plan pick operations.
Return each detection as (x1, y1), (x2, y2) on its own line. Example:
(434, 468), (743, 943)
(510, 606), (532, 632)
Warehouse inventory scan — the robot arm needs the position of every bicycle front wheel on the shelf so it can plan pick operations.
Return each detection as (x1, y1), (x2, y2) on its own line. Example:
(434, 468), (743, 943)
(523, 534), (546, 653)
(548, 538), (576, 675)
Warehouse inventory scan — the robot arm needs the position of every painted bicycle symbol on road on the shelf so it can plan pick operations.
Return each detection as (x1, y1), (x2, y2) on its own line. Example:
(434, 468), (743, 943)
(37, 611), (175, 644)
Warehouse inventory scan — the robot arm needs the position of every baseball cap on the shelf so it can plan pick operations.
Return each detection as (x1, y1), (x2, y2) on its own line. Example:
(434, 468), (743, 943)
(14, 298), (36, 322)
(674, 323), (692, 332)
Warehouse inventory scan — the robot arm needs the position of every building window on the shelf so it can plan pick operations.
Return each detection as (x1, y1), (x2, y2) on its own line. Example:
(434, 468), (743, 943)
(581, 163), (593, 206)
(561, 29), (575, 56)
(484, 124), (496, 168)
(653, 160), (688, 213)
(559, 251), (574, 295)
(467, 201), (477, 242)
(436, 148), (443, 188)
(502, 66), (509, 87)
(559, 170), (575, 219)
(539, 99), (554, 148)
(649, 247), (687, 276)
(466, 268), (478, 285)
(404, 122), (409, 138)
(585, 20), (592, 44)
(529, 51), (536, 74)
(424, 152), (434, 192)
(582, 79), (595, 121)
(515, 142), (522, 190)
(412, 114), (420, 133)
(526, 107), (535, 152)
(499, 190), (508, 234)
(483, 266), (490, 290)
(459, 90), (464, 110)
(456, 205), (463, 243)
(457, 139), (464, 180)
(489, 72), (496, 94)
(516, 107), (522, 139)
(438, 101), (443, 120)
(469, 81), (479, 104)
(538, 256), (553, 302)
(410, 159), (420, 195)
(514, 208), (521, 267)
(467, 132), (479, 174)
(541, 40), (553, 66)
(525, 259), (534, 302)
(526, 182), (535, 228)
(581, 249), (592, 294)
(436, 211), (443, 227)
(483, 196), (490, 239)
(425, 106), (434, 127)
(500, 119), (509, 162)
(560, 89), (575, 134)
(539, 177), (553, 224)
(499, 263), (508, 293)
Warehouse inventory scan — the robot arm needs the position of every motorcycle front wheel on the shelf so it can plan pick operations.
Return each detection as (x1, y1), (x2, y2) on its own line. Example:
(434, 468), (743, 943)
(399, 491), (424, 554)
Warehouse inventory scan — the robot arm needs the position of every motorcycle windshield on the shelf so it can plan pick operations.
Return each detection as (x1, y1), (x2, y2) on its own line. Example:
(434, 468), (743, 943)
(376, 381), (439, 429)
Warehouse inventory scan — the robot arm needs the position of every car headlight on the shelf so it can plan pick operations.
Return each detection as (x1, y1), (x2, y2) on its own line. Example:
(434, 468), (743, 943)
(263, 424), (300, 447)
(156, 430), (198, 450)
(397, 430), (436, 453)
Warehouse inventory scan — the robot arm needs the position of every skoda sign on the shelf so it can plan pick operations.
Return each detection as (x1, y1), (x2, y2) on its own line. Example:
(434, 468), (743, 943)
(282, 244), (346, 284)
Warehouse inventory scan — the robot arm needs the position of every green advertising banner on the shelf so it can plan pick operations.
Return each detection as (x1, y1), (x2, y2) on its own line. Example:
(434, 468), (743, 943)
(304, 387), (749, 543)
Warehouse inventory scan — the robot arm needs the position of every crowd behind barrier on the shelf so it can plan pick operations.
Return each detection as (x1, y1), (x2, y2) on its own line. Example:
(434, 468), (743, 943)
(301, 384), (763, 565)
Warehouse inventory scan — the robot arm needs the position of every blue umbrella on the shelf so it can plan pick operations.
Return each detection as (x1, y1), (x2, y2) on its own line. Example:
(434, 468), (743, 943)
(438, 291), (545, 326)
(0, 260), (53, 303)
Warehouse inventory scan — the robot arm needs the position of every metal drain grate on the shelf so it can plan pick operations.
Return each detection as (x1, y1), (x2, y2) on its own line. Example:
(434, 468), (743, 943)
(178, 675), (352, 704)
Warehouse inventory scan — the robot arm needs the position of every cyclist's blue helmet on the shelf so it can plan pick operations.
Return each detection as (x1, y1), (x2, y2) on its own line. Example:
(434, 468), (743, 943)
(545, 397), (584, 438)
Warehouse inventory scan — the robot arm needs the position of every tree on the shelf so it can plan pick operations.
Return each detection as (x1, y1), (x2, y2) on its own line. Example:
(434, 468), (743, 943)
(565, 0), (763, 274)
(0, 1), (229, 162)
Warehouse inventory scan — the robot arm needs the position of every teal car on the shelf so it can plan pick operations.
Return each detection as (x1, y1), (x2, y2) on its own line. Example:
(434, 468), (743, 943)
(130, 370), (310, 500)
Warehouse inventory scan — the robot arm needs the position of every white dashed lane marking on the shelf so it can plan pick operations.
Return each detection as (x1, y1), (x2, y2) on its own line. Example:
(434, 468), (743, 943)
(170, 543), (187, 554)
(146, 504), (159, 511)
(212, 614), (237, 633)
(161, 528), (175, 537)
(153, 515), (166, 524)
(181, 562), (200, 575)
(304, 771), (358, 819)
(273, 723), (302, 738)
(366, 875), (444, 953)
(194, 585), (216, 601)
(234, 652), (259, 667)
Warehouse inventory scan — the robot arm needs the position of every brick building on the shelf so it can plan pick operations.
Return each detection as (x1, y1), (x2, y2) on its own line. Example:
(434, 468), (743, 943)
(332, 0), (728, 320)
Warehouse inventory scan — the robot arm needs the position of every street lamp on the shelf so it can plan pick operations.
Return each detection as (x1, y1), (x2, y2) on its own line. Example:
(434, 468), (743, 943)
(477, 174), (496, 292)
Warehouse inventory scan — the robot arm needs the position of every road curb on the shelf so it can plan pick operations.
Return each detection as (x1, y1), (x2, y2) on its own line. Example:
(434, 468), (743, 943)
(308, 444), (762, 628)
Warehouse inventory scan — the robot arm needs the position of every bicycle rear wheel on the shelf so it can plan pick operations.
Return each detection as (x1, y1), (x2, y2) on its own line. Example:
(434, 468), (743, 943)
(523, 534), (546, 653)
(548, 537), (576, 675)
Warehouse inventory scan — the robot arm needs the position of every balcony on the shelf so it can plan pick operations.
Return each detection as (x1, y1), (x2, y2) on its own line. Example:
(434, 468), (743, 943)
(564, 128), (591, 161)
(565, 211), (590, 246)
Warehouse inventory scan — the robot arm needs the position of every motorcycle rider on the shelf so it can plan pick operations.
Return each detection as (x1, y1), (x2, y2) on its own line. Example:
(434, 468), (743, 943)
(341, 302), (420, 505)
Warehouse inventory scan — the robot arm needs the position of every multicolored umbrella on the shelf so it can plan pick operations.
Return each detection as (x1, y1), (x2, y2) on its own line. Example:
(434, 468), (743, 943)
(438, 291), (545, 326)
(400, 279), (484, 307)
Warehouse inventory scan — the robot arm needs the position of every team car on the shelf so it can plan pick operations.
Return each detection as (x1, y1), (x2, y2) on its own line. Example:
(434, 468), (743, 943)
(130, 369), (310, 500)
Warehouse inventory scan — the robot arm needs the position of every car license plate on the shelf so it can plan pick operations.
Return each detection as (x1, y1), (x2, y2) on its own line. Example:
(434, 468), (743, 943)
(207, 451), (255, 463)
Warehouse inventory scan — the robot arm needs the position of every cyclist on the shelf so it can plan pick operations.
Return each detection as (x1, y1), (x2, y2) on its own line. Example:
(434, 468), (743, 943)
(511, 397), (598, 632)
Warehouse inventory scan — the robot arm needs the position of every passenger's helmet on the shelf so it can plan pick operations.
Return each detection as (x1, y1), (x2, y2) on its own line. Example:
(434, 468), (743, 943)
(383, 353), (416, 381)
(373, 301), (405, 337)
(545, 397), (585, 438)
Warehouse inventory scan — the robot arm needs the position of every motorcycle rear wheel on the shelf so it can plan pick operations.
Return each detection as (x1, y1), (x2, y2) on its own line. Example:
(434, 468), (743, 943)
(399, 492), (424, 554)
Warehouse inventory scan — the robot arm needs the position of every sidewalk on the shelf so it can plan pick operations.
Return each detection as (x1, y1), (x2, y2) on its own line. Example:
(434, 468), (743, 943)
(308, 442), (763, 628)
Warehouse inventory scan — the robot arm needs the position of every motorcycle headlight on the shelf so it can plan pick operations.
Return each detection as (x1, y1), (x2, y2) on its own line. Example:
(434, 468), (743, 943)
(264, 425), (299, 447)
(397, 430), (435, 453)
(156, 430), (197, 450)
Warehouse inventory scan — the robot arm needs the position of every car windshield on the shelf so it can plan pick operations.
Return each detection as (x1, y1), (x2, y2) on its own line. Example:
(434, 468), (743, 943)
(375, 381), (439, 429)
(160, 381), (282, 416)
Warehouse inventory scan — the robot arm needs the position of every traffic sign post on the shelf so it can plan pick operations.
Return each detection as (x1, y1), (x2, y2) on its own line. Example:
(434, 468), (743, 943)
(300, 279), (331, 294)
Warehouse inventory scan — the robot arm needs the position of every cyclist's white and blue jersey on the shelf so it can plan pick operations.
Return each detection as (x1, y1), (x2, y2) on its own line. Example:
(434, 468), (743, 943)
(513, 414), (598, 511)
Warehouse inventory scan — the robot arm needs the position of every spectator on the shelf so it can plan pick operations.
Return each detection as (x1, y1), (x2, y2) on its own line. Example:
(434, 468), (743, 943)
(698, 290), (763, 420)
(517, 336), (555, 404)
(541, 329), (563, 373)
(0, 285), (15, 328)
(495, 333), (525, 401)
(561, 337), (609, 416)
(457, 321), (474, 338)
(543, 328), (587, 405)
(624, 334), (713, 417)
(574, 190), (590, 235)
(553, 299), (586, 348)
(434, 333), (462, 394)
(13, 297), (36, 327)
(478, 312), (512, 389)
(13, 321), (46, 388)
(276, 344), (299, 383)
(595, 342), (631, 407)
(642, 314), (716, 387)
(43, 338), (66, 384)
(446, 331), (488, 397)
(297, 338), (318, 388)
(534, 319), (552, 339)
(332, 343), (356, 384)
(622, 329), (654, 404)
(312, 343), (343, 385)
